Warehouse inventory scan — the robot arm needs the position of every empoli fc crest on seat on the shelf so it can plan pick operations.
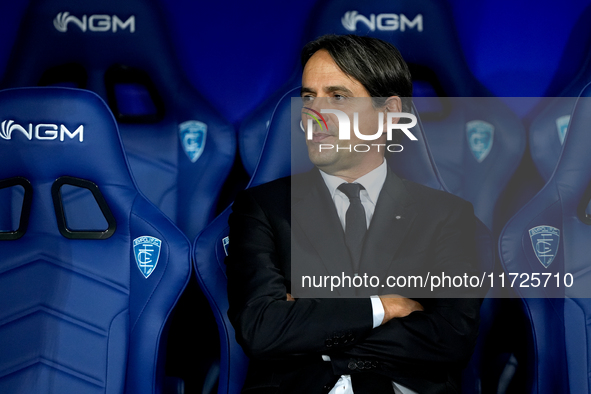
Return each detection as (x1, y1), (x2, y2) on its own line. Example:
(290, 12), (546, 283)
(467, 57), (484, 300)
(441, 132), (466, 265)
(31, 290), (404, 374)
(466, 120), (494, 162)
(179, 120), (207, 163)
(528, 225), (560, 268)
(133, 236), (162, 278)
(555, 115), (570, 145)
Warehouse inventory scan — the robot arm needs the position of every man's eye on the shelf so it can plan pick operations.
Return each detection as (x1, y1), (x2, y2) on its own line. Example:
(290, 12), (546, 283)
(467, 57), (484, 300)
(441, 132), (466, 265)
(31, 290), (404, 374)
(301, 96), (314, 103)
(330, 95), (347, 103)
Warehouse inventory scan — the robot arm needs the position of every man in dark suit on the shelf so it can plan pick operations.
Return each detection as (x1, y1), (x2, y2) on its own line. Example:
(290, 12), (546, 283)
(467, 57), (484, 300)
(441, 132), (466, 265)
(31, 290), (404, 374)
(226, 35), (482, 393)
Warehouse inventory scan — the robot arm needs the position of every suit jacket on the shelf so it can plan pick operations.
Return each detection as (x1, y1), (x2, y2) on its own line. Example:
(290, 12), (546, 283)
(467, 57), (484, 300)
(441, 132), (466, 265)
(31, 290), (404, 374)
(226, 167), (482, 394)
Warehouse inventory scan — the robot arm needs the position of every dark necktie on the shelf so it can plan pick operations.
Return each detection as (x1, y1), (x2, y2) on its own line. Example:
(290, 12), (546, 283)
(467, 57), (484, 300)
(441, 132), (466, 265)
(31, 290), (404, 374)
(337, 182), (367, 273)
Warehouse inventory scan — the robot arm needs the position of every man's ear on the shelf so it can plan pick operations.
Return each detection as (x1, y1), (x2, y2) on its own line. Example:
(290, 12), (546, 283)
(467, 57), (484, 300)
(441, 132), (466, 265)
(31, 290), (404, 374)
(384, 96), (402, 113)
(381, 96), (403, 135)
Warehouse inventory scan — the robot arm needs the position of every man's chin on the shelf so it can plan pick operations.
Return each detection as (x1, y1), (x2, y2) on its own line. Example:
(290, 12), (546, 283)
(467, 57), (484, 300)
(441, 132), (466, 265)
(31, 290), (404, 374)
(307, 149), (337, 169)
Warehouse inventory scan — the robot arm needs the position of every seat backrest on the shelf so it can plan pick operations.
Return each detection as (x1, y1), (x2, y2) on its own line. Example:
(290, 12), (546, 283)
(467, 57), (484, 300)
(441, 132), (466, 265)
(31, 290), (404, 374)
(194, 86), (494, 393)
(499, 83), (591, 393)
(530, 58), (591, 183)
(529, 96), (578, 182)
(416, 97), (526, 230)
(1, 0), (236, 239)
(0, 87), (191, 393)
(529, 6), (591, 184)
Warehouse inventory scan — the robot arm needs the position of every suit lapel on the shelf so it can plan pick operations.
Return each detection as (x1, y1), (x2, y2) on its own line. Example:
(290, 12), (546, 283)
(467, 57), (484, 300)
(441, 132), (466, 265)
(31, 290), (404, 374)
(360, 168), (417, 277)
(291, 168), (418, 296)
(291, 170), (355, 295)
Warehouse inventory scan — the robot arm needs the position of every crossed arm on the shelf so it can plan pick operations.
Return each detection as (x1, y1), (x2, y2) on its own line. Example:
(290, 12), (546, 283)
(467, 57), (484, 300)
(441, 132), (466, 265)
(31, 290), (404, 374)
(287, 292), (422, 325)
(226, 188), (481, 372)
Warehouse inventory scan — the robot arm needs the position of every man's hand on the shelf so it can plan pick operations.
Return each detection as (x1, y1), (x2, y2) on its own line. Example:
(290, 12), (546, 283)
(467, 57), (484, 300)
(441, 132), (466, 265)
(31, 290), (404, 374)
(379, 294), (423, 325)
(286, 293), (295, 301)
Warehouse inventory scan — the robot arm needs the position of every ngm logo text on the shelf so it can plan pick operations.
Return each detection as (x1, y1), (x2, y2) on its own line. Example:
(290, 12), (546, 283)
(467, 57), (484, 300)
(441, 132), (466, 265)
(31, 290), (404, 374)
(54, 12), (135, 33)
(342, 11), (423, 32)
(1, 120), (84, 142)
(303, 108), (417, 153)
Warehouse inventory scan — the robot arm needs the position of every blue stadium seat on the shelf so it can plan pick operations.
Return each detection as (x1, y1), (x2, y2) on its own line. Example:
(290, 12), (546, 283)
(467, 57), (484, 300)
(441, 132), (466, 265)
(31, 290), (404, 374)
(530, 55), (591, 183)
(529, 96), (577, 183)
(499, 82), (591, 393)
(1, 0), (235, 240)
(416, 97), (526, 231)
(239, 68), (303, 177)
(0, 87), (191, 393)
(194, 86), (494, 393)
(239, 0), (524, 233)
(529, 4), (591, 185)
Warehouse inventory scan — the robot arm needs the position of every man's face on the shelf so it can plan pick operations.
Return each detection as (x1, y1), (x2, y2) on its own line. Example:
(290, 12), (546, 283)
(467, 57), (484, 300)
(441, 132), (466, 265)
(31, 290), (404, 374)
(301, 50), (391, 179)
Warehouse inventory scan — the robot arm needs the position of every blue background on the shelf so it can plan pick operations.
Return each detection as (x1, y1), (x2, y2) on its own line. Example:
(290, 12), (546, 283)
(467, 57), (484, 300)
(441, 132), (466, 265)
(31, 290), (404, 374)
(1, 2), (589, 392)
(1, 0), (590, 126)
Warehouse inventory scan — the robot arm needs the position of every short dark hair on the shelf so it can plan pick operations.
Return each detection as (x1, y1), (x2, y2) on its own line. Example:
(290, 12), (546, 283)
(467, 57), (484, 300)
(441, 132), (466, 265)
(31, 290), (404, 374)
(301, 34), (413, 113)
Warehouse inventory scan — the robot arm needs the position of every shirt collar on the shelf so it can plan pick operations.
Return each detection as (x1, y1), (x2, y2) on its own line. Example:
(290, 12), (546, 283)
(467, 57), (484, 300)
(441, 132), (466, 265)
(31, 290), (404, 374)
(319, 159), (388, 205)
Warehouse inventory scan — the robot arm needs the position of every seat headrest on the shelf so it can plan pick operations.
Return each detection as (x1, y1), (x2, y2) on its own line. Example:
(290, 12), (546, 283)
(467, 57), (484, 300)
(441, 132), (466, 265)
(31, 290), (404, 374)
(2, 0), (184, 95)
(551, 83), (591, 210)
(305, 0), (488, 96)
(249, 86), (445, 191)
(0, 87), (133, 187)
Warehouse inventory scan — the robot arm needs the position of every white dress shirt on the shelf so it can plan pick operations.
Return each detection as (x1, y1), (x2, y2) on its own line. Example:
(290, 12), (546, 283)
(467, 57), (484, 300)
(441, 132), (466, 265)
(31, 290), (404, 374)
(318, 159), (418, 394)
